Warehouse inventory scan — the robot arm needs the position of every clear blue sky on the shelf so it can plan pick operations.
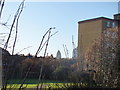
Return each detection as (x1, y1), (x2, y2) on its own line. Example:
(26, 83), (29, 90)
(0, 2), (118, 58)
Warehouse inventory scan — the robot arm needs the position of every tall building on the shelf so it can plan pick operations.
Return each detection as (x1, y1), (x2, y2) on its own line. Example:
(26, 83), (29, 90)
(78, 14), (120, 70)
(56, 50), (61, 59)
(72, 47), (78, 59)
(78, 15), (119, 58)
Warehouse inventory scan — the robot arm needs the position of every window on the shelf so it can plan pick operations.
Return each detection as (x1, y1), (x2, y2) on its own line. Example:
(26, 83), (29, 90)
(107, 21), (111, 27)
(112, 22), (116, 28)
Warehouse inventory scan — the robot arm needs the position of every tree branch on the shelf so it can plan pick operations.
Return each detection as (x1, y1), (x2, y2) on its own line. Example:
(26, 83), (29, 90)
(12, 0), (24, 55)
(4, 0), (25, 50)
(0, 0), (5, 20)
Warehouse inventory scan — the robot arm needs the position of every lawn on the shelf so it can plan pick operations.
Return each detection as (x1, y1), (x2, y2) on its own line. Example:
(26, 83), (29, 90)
(6, 83), (88, 89)
(8, 79), (63, 84)
(7, 84), (37, 89)
(7, 83), (78, 89)
(6, 79), (88, 89)
(6, 79), (71, 89)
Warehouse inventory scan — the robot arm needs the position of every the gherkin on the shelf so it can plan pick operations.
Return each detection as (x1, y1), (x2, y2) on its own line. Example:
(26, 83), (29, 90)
(56, 50), (61, 59)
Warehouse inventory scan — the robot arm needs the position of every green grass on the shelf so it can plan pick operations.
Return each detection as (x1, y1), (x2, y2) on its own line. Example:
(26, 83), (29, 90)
(6, 83), (88, 89)
(8, 79), (63, 84)
(7, 79), (64, 89)
(7, 84), (37, 88)
(6, 83), (63, 89)
(7, 83), (63, 89)
(6, 79), (90, 89)
(6, 79), (67, 89)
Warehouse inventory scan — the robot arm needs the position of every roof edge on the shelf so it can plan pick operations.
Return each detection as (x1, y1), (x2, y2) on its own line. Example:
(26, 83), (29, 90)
(78, 17), (115, 24)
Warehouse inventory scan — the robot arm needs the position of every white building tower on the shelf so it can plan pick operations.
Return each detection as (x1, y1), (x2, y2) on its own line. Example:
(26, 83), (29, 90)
(56, 50), (61, 59)
(72, 47), (78, 59)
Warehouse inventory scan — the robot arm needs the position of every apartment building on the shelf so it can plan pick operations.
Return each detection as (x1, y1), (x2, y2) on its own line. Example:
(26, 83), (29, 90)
(78, 14), (120, 71)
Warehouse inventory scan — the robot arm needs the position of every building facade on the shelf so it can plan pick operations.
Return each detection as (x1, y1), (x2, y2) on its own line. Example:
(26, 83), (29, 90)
(78, 15), (118, 58)
(77, 14), (120, 87)
(78, 14), (120, 68)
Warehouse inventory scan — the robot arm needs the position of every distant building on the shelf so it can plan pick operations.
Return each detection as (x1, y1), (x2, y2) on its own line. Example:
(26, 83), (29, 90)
(78, 14), (120, 71)
(56, 50), (61, 59)
(72, 47), (78, 59)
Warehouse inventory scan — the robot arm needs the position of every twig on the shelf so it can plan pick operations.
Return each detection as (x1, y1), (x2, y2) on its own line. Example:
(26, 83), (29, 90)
(37, 31), (58, 56)
(4, 0), (25, 50)
(19, 27), (56, 89)
(36, 31), (51, 90)
(36, 31), (58, 89)
(0, 0), (2, 7)
(2, 0), (25, 89)
(16, 46), (32, 54)
(35, 28), (53, 57)
(19, 63), (33, 90)
(12, 1), (24, 55)
(19, 27), (57, 89)
(0, 0), (5, 20)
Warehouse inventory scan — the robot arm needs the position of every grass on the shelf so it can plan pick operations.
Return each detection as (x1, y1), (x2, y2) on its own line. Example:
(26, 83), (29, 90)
(6, 83), (68, 89)
(8, 79), (63, 84)
(6, 79), (91, 89)
(6, 83), (63, 89)
(6, 79), (68, 89)
(6, 83), (89, 89)
(7, 84), (37, 88)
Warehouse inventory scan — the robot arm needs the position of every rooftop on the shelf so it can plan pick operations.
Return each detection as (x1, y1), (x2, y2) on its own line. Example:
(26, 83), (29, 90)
(78, 17), (117, 24)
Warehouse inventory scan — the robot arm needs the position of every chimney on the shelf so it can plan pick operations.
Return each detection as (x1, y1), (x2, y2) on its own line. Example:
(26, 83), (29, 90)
(114, 14), (120, 20)
(114, 14), (120, 27)
(114, 13), (120, 20)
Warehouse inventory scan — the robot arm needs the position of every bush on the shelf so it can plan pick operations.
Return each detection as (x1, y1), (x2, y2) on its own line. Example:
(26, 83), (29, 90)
(52, 66), (71, 81)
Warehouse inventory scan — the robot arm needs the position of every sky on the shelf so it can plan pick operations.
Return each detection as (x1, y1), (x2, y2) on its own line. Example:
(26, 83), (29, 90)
(0, 1), (118, 58)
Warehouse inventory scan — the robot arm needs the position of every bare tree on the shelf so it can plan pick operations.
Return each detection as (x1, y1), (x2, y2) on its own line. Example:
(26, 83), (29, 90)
(4, 0), (25, 50)
(19, 28), (57, 89)
(0, 0), (5, 20)
(84, 27), (119, 88)
(12, 0), (24, 55)
(2, 0), (25, 89)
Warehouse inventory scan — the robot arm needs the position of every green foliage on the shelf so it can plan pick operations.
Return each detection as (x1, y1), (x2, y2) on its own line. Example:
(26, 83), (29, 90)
(52, 66), (71, 81)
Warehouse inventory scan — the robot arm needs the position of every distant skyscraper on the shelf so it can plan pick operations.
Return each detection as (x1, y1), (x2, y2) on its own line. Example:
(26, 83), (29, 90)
(72, 47), (78, 58)
(56, 50), (61, 59)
